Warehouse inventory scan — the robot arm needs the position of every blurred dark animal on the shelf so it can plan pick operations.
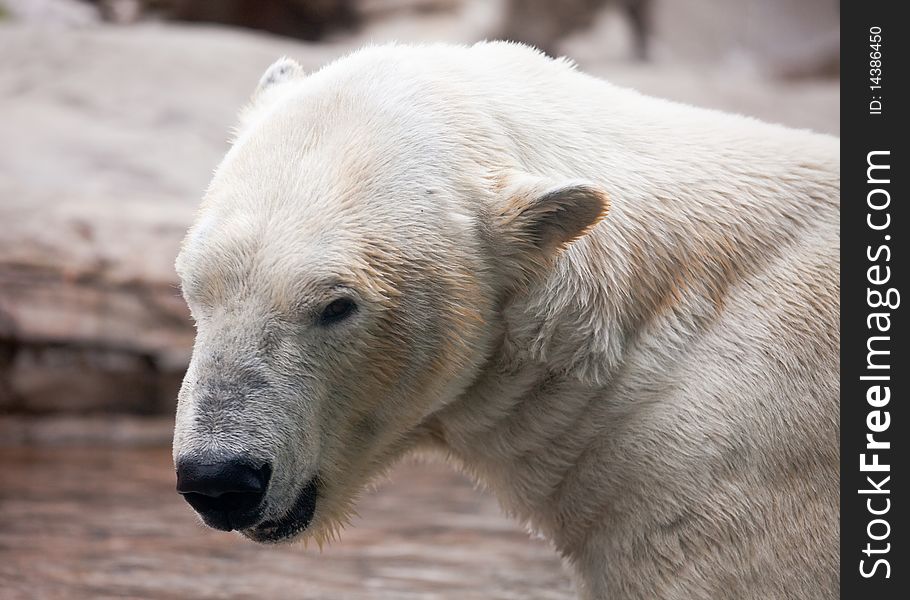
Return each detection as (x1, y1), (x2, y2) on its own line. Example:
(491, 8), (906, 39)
(500, 0), (651, 59)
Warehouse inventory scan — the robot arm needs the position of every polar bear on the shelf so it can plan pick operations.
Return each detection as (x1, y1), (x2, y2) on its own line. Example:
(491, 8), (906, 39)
(172, 43), (839, 599)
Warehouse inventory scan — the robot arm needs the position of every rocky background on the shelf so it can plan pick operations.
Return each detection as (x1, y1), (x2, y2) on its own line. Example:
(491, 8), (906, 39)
(1, 0), (838, 418)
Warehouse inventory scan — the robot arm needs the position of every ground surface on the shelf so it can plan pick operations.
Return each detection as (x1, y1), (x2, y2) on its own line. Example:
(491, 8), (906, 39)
(0, 418), (574, 600)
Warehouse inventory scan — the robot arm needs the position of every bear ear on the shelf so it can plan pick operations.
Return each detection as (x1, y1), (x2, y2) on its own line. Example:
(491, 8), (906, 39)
(236, 57), (306, 134)
(253, 56), (305, 99)
(493, 172), (609, 282)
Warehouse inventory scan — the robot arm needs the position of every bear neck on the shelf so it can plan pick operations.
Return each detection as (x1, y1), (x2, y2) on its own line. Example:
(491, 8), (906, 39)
(487, 87), (839, 386)
(419, 95), (838, 556)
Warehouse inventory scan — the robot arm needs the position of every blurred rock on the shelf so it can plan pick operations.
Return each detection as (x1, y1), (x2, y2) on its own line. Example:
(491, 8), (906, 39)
(0, 24), (333, 414)
(152, 0), (359, 40)
(0, 171), (195, 412)
(94, 0), (144, 24)
(0, 414), (174, 446)
(87, 0), (463, 38)
(0, 10), (838, 415)
(769, 29), (840, 81)
(358, 0), (460, 19)
(499, 0), (650, 60)
(0, 0), (100, 25)
(649, 0), (839, 70)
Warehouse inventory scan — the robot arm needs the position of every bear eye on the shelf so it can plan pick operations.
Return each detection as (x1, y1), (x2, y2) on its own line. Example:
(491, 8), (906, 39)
(319, 298), (357, 325)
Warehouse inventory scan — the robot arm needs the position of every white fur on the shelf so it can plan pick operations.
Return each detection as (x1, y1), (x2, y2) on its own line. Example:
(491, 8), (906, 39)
(174, 43), (839, 599)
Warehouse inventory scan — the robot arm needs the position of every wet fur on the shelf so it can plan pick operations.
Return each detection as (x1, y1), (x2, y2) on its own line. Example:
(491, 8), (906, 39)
(174, 43), (839, 599)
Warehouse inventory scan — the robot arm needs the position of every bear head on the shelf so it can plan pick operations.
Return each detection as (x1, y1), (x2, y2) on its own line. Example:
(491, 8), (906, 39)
(172, 48), (608, 544)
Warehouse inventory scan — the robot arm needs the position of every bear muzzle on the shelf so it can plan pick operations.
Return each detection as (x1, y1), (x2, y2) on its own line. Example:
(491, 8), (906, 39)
(245, 476), (320, 543)
(175, 454), (271, 531)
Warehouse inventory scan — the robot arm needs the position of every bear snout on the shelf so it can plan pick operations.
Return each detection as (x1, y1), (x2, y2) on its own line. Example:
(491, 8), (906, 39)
(175, 455), (271, 531)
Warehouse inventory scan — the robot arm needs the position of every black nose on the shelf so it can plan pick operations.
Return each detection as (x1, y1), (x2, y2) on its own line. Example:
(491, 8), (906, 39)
(175, 456), (271, 531)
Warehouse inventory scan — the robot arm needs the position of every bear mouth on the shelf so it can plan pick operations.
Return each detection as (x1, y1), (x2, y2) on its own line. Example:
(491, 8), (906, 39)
(245, 476), (320, 543)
